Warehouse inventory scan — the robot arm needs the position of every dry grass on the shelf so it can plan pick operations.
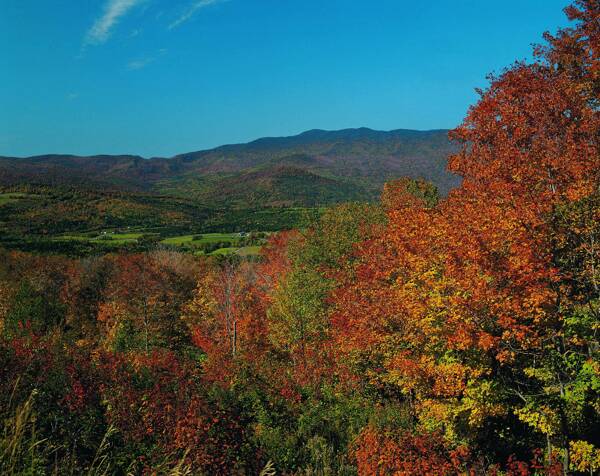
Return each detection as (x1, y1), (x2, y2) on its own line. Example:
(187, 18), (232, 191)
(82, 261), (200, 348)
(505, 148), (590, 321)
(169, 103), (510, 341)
(0, 389), (46, 475)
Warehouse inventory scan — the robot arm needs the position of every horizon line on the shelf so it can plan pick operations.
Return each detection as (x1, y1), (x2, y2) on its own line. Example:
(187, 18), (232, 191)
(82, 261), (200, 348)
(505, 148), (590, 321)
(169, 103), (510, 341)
(0, 126), (453, 160)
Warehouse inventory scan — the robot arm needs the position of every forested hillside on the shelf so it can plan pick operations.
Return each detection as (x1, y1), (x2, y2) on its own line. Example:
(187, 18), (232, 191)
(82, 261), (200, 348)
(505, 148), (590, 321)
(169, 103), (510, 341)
(0, 128), (459, 254)
(0, 128), (459, 207)
(0, 128), (459, 256)
(0, 185), (319, 256)
(0, 1), (599, 475)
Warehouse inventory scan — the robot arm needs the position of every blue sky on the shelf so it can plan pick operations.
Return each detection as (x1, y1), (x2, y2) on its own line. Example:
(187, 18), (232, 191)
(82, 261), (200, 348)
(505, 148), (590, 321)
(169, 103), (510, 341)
(1, 0), (570, 157)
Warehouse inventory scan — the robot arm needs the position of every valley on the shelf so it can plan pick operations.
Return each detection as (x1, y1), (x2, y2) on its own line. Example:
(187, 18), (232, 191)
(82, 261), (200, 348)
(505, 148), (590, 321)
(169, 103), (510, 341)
(0, 127), (458, 255)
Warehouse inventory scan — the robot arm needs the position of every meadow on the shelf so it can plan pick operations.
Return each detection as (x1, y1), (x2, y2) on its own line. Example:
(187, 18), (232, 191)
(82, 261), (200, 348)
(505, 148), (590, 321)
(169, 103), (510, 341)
(51, 231), (266, 256)
(0, 192), (32, 205)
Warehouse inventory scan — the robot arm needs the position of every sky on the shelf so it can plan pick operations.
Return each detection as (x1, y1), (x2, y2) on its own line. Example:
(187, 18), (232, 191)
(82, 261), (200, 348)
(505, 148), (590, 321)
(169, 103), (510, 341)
(0, 0), (571, 158)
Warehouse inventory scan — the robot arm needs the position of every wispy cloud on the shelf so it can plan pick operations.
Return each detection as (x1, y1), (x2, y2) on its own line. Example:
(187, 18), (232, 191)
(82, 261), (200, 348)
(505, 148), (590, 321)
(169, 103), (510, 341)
(128, 58), (153, 70)
(85, 0), (145, 45)
(127, 48), (167, 70)
(67, 92), (80, 100)
(169, 0), (228, 30)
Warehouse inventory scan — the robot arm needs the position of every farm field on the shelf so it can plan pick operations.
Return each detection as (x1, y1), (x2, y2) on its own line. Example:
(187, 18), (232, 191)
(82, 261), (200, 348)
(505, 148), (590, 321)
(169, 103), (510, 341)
(0, 192), (39, 205)
(161, 233), (240, 245)
(0, 192), (24, 205)
(49, 230), (268, 256)
(53, 233), (143, 243)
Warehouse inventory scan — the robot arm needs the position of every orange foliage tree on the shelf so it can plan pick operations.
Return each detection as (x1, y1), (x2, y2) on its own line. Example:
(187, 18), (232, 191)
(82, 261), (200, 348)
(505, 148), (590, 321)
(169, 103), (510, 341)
(331, 2), (600, 473)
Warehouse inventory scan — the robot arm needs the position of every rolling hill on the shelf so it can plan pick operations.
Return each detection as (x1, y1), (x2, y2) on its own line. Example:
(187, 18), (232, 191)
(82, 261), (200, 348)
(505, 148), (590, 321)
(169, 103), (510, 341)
(0, 127), (461, 253)
(0, 127), (460, 207)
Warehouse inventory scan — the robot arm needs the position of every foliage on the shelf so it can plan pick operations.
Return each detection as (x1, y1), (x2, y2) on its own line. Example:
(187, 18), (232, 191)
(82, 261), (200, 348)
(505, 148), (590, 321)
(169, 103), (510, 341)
(0, 2), (599, 474)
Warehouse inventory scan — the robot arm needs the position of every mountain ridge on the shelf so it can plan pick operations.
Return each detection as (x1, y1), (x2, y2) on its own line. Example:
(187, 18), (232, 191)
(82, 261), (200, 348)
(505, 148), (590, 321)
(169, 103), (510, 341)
(0, 127), (461, 207)
(0, 127), (452, 160)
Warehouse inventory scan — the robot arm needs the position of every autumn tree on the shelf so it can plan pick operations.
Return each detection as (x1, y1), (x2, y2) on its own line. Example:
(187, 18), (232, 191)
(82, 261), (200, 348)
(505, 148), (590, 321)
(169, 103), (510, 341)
(330, 3), (600, 473)
(98, 251), (198, 353)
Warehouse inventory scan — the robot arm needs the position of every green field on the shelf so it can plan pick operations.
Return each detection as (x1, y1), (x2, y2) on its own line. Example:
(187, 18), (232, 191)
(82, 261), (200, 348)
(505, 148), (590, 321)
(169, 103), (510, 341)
(161, 233), (239, 245)
(210, 247), (239, 256)
(0, 192), (36, 205)
(236, 245), (262, 256)
(54, 232), (144, 243)
(105, 233), (145, 240)
(48, 230), (265, 256)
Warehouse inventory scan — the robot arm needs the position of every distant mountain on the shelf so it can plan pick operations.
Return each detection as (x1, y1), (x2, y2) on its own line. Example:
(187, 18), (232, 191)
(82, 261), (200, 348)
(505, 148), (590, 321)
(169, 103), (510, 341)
(0, 128), (460, 207)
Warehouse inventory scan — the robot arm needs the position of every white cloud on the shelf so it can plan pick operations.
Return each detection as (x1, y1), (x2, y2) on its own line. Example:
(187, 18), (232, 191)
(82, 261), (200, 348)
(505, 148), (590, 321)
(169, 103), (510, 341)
(85, 0), (145, 45)
(127, 57), (153, 70)
(169, 0), (228, 30)
(127, 48), (167, 70)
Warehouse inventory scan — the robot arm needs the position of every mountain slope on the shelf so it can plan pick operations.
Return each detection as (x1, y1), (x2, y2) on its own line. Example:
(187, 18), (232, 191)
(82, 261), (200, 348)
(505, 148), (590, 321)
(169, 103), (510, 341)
(0, 127), (461, 206)
(192, 166), (373, 208)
